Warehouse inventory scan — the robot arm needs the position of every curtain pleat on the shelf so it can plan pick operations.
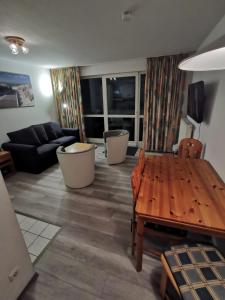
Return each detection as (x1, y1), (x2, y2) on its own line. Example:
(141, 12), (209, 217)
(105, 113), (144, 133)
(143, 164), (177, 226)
(50, 66), (86, 142)
(143, 54), (187, 152)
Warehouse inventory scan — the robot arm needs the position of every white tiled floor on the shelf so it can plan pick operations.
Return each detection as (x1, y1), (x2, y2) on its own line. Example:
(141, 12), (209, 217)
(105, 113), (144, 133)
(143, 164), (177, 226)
(16, 213), (60, 263)
(28, 236), (50, 256)
(29, 220), (49, 235)
(23, 231), (37, 247)
(41, 224), (60, 239)
(19, 216), (37, 230)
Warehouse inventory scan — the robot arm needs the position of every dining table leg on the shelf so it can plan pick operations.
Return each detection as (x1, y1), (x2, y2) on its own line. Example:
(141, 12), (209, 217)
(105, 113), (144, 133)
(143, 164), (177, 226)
(136, 216), (144, 272)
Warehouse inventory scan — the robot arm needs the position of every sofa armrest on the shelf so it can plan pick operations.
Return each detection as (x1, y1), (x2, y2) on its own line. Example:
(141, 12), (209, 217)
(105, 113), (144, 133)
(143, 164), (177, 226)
(2, 143), (42, 173)
(62, 128), (80, 141)
(2, 143), (37, 154)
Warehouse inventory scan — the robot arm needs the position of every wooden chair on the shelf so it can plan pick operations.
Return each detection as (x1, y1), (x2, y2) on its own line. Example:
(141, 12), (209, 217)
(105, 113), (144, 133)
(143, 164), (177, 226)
(138, 148), (153, 176)
(160, 243), (225, 299)
(160, 254), (181, 299)
(131, 164), (142, 255)
(178, 138), (203, 159)
(137, 148), (145, 174)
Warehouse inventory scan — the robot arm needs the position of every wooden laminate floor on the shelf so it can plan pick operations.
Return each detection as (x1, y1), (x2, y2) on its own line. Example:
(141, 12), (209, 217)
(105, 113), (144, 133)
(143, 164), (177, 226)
(5, 156), (161, 300)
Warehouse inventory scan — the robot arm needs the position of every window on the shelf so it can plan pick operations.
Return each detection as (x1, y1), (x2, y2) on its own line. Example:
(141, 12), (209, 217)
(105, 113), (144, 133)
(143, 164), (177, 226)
(106, 77), (135, 115)
(108, 118), (135, 140)
(140, 74), (145, 115)
(81, 78), (103, 114)
(139, 74), (145, 141)
(81, 77), (104, 139)
(81, 72), (145, 144)
(84, 117), (104, 138)
(139, 118), (143, 141)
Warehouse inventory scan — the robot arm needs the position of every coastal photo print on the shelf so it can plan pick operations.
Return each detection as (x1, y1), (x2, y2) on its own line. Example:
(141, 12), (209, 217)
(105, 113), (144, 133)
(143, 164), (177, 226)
(0, 71), (34, 108)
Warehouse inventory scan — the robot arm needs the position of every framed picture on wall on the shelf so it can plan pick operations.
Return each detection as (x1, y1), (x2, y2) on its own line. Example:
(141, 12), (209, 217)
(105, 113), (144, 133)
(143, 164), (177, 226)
(0, 71), (34, 108)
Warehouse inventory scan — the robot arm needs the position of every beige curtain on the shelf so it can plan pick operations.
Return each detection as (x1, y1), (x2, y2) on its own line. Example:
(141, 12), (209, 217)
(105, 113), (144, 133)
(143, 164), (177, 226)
(50, 66), (86, 142)
(143, 54), (187, 152)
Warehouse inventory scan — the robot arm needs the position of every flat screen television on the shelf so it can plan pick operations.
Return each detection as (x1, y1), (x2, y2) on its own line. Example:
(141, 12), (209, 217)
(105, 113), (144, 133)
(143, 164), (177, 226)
(187, 81), (205, 123)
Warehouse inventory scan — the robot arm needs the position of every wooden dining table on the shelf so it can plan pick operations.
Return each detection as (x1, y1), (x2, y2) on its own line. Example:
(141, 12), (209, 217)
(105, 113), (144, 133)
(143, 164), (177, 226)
(135, 155), (225, 272)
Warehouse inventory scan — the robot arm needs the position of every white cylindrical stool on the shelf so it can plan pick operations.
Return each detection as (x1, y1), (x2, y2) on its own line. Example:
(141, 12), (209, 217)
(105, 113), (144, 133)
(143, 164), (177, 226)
(57, 143), (95, 188)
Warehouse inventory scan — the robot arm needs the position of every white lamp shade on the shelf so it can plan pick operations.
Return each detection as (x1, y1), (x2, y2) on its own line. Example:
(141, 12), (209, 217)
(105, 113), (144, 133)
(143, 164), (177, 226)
(179, 47), (225, 71)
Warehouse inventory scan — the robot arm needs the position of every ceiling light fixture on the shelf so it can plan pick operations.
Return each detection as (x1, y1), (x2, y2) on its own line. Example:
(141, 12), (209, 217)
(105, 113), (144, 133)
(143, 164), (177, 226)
(179, 47), (225, 71)
(5, 36), (29, 55)
(121, 10), (132, 22)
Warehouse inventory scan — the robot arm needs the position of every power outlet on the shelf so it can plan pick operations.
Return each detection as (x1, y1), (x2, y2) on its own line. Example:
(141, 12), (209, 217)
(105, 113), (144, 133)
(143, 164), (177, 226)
(8, 267), (19, 282)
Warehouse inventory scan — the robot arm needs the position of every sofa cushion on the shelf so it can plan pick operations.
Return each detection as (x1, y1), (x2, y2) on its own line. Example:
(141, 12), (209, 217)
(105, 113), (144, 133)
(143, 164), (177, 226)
(43, 123), (58, 140)
(7, 127), (41, 146)
(32, 124), (49, 144)
(43, 122), (64, 140)
(49, 136), (76, 146)
(50, 122), (64, 138)
(37, 143), (59, 156)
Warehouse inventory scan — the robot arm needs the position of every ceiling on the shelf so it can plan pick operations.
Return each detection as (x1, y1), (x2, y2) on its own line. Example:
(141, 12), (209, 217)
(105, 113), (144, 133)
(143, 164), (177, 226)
(0, 0), (225, 68)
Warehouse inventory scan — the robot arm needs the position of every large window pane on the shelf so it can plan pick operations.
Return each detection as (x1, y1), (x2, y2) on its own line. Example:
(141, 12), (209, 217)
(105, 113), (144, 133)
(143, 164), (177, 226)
(84, 117), (104, 138)
(108, 118), (134, 140)
(140, 74), (145, 115)
(107, 77), (135, 115)
(81, 78), (103, 114)
(139, 118), (143, 141)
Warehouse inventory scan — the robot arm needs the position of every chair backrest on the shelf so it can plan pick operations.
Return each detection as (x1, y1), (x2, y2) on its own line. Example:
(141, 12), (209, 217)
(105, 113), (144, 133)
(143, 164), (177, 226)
(178, 138), (203, 159)
(103, 130), (126, 142)
(137, 149), (145, 174)
(131, 164), (142, 204)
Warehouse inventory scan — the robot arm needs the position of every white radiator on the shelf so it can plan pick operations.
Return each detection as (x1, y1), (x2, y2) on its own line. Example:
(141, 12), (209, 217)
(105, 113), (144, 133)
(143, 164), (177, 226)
(178, 117), (193, 144)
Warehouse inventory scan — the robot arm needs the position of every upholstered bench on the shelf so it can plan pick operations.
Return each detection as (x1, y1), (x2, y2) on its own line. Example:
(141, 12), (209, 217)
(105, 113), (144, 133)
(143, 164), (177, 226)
(160, 243), (225, 300)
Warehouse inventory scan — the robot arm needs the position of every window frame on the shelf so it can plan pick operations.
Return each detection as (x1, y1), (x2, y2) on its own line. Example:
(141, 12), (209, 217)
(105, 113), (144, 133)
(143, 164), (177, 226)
(81, 71), (146, 146)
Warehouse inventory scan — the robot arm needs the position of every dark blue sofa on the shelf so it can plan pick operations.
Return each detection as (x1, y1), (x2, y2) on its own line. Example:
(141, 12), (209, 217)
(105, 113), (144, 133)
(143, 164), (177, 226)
(2, 122), (80, 174)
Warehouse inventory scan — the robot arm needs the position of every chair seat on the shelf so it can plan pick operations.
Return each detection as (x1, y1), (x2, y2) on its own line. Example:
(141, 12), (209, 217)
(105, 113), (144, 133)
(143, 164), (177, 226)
(163, 243), (225, 300)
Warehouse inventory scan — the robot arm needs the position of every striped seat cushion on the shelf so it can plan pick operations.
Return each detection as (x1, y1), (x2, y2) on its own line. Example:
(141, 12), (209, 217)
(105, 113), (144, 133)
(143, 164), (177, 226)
(164, 243), (225, 300)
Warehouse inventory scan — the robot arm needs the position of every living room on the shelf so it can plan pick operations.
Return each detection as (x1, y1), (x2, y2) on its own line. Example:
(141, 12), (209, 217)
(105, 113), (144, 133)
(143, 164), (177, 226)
(1, 1), (225, 299)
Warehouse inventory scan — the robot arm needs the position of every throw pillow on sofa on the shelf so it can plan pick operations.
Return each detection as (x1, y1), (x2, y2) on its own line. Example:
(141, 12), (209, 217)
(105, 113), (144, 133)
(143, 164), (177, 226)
(7, 127), (41, 146)
(43, 123), (58, 140)
(43, 122), (64, 140)
(49, 122), (64, 138)
(32, 124), (49, 144)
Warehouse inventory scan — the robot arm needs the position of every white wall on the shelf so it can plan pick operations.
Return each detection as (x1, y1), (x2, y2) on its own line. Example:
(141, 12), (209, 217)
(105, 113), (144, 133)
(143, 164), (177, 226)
(192, 70), (225, 181)
(192, 67), (225, 253)
(81, 58), (146, 76)
(0, 58), (57, 143)
(188, 13), (225, 255)
(190, 14), (225, 181)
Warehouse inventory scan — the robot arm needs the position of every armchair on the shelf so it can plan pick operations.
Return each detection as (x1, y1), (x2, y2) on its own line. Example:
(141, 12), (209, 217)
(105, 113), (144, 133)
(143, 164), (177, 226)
(103, 129), (129, 164)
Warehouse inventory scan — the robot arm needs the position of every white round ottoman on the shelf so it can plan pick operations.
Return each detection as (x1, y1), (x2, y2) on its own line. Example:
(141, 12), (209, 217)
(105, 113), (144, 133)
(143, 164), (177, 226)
(57, 143), (95, 188)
